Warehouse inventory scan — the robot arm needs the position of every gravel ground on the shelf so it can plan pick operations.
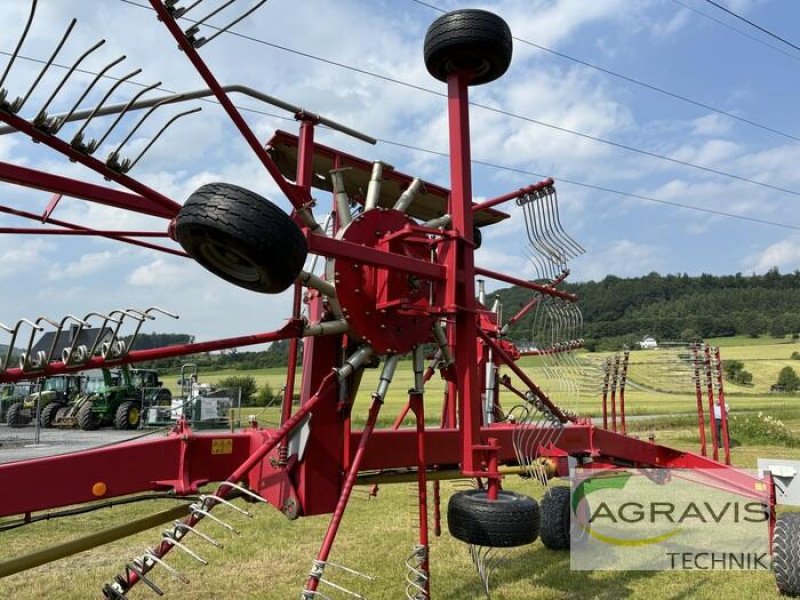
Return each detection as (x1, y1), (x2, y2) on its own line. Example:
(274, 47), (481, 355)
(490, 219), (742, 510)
(0, 424), (167, 463)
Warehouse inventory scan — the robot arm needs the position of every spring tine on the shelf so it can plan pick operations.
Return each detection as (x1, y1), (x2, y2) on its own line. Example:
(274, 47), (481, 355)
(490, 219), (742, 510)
(47, 314), (90, 364)
(170, 0), (205, 19)
(91, 80), (162, 150)
(185, 0), (237, 44)
(35, 39), (106, 128)
(52, 55), (126, 134)
(190, 503), (239, 534)
(173, 521), (223, 548)
(0, 0), (37, 91)
(161, 531), (208, 565)
(532, 191), (565, 268)
(103, 86), (178, 162)
(12, 18), (77, 114)
(126, 561), (164, 596)
(537, 189), (566, 261)
(200, 494), (252, 517)
(144, 549), (190, 584)
(120, 107), (201, 173)
(142, 306), (180, 320)
(542, 188), (574, 260)
(195, 0), (270, 48)
(217, 481), (268, 503)
(71, 67), (143, 153)
(550, 188), (584, 256)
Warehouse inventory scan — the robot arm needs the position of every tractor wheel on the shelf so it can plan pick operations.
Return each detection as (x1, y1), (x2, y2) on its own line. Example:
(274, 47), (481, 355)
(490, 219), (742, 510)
(77, 401), (99, 431)
(424, 9), (513, 86)
(6, 402), (30, 428)
(447, 489), (539, 547)
(774, 512), (800, 596)
(115, 400), (141, 430)
(39, 402), (61, 428)
(175, 183), (307, 294)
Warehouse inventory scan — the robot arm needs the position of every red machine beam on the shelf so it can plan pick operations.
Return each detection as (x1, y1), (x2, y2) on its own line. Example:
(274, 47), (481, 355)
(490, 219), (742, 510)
(0, 320), (304, 383)
(0, 161), (175, 219)
(0, 420), (766, 520)
(474, 266), (577, 302)
(471, 177), (554, 213)
(307, 232), (445, 280)
(0, 228), (168, 237)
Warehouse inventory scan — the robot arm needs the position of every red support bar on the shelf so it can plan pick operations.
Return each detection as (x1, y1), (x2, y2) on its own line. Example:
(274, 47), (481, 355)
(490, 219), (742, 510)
(308, 233), (446, 280)
(304, 393), (384, 596)
(474, 266), (577, 302)
(0, 203), (185, 257)
(0, 161), (175, 218)
(609, 355), (619, 433)
(471, 177), (554, 213)
(715, 347), (731, 465)
(691, 345), (708, 457)
(619, 351), (629, 435)
(505, 270), (570, 329)
(0, 320), (304, 383)
(0, 228), (169, 237)
(704, 345), (720, 462)
(410, 391), (431, 597)
(477, 328), (571, 423)
(600, 362), (610, 430)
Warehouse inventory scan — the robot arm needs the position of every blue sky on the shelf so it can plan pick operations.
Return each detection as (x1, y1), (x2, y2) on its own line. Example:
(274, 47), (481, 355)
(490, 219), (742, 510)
(0, 0), (798, 343)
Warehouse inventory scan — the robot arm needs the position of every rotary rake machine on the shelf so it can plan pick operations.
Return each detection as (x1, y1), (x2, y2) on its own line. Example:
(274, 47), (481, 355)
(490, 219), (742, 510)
(0, 2), (794, 598)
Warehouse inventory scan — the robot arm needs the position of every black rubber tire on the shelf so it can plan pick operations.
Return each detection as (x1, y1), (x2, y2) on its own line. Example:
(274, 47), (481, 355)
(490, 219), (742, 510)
(473, 226), (482, 249)
(540, 486), (574, 550)
(424, 9), (512, 86)
(6, 402), (29, 428)
(175, 183), (307, 294)
(114, 400), (141, 430)
(774, 512), (800, 596)
(39, 402), (61, 428)
(447, 489), (539, 547)
(77, 401), (99, 431)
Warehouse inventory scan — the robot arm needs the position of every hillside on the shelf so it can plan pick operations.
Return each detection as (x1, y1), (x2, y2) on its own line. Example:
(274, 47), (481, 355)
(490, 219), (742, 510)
(496, 268), (800, 350)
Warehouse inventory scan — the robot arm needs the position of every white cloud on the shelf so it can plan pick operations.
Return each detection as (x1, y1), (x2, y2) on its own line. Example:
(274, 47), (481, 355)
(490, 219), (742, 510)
(744, 235), (800, 273)
(572, 239), (665, 282)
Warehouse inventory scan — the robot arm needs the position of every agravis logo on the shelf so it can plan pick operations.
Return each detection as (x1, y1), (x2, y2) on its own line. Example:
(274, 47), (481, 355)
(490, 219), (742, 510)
(571, 470), (681, 547)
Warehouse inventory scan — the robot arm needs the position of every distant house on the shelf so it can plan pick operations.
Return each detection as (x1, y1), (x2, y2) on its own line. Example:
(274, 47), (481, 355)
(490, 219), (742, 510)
(639, 336), (658, 350)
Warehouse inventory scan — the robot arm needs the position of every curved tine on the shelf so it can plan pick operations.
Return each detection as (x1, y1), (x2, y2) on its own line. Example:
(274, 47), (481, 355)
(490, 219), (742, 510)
(20, 317), (54, 369)
(47, 314), (91, 364)
(93, 80), (163, 151)
(141, 306), (179, 319)
(521, 197), (550, 261)
(72, 67), (143, 150)
(200, 494), (252, 517)
(541, 188), (574, 261)
(532, 190), (567, 269)
(106, 94), (186, 160)
(0, 322), (18, 373)
(173, 520), (223, 548)
(550, 188), (585, 255)
(37, 39), (106, 121)
(192, 0), (237, 30)
(527, 193), (558, 263)
(143, 549), (190, 584)
(0, 0), (37, 90)
(217, 481), (267, 503)
(195, 0), (270, 49)
(124, 107), (201, 172)
(14, 18), (76, 113)
(173, 0), (205, 19)
(83, 312), (121, 358)
(53, 55), (127, 134)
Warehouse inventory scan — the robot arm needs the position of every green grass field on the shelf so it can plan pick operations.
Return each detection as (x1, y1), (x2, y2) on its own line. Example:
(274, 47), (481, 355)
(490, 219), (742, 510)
(4, 341), (800, 599)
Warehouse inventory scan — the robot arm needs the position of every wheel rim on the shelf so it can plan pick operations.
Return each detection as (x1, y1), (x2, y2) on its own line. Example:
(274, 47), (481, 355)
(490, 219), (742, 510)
(128, 407), (140, 426)
(198, 240), (260, 283)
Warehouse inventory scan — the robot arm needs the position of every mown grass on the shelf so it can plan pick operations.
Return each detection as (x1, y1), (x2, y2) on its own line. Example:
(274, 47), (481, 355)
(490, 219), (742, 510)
(5, 351), (800, 599)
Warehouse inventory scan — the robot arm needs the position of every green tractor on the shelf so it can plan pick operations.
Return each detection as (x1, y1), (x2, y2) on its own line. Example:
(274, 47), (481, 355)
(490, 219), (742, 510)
(5, 376), (84, 428)
(54, 367), (170, 430)
(1, 383), (33, 424)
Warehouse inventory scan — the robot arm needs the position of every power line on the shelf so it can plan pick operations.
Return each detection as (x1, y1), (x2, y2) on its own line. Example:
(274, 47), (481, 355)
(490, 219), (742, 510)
(0, 49), (795, 232)
(671, 0), (800, 63)
(115, 0), (800, 201)
(380, 137), (800, 231)
(702, 0), (800, 54)
(413, 0), (800, 143)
